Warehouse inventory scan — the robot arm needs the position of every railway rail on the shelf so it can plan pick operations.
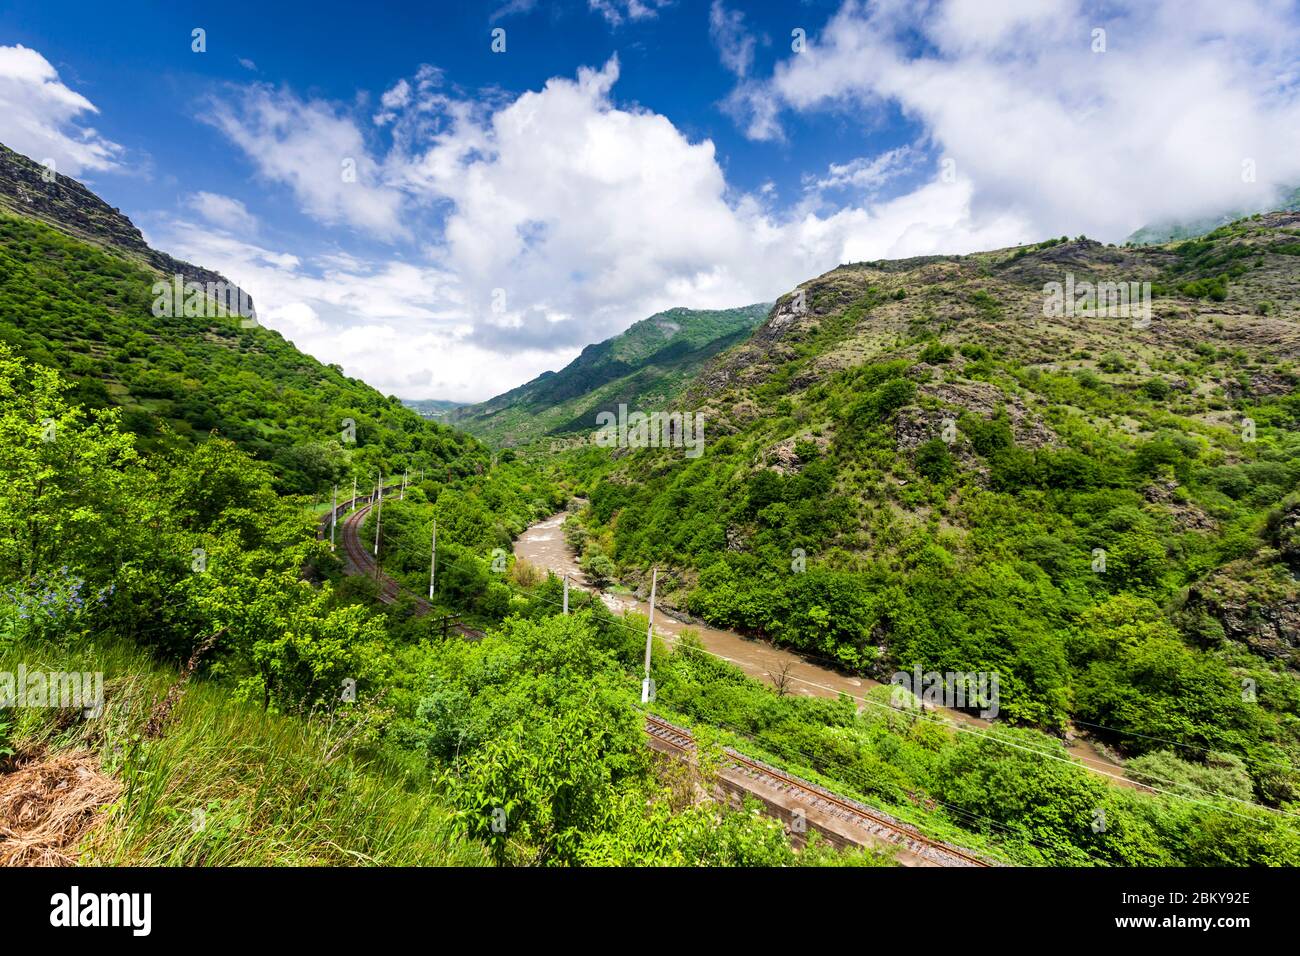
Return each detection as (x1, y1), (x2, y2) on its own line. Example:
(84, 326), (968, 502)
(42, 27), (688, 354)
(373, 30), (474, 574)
(323, 490), (991, 866)
(329, 488), (482, 640)
(644, 713), (992, 867)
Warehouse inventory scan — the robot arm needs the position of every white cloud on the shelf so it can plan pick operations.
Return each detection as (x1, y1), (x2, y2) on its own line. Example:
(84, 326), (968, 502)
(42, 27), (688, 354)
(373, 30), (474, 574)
(734, 0), (1300, 238)
(184, 5), (1300, 402)
(491, 0), (538, 21)
(144, 211), (575, 402)
(202, 83), (407, 238)
(709, 1), (758, 78)
(589, 0), (671, 27)
(180, 55), (1036, 400)
(805, 145), (917, 195)
(179, 54), (1042, 400)
(0, 45), (123, 175)
(188, 191), (259, 233)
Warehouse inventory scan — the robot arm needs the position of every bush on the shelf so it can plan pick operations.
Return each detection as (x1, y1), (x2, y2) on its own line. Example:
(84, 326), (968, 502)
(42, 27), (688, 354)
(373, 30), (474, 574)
(920, 342), (954, 364)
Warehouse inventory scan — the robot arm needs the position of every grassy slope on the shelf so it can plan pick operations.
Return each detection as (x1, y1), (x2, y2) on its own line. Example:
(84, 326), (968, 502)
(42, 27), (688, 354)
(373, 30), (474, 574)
(1, 639), (483, 866)
(0, 212), (486, 491)
(453, 304), (770, 447)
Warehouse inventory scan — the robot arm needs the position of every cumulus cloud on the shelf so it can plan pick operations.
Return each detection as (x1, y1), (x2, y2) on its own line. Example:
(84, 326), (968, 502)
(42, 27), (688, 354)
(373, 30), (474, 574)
(188, 191), (259, 234)
(388, 57), (904, 354)
(201, 83), (407, 238)
(0, 44), (123, 175)
(731, 0), (1300, 238)
(189, 55), (1032, 398)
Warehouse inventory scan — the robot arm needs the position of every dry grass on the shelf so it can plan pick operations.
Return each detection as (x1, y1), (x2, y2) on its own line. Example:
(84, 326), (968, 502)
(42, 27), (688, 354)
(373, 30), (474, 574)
(509, 557), (545, 587)
(1, 640), (485, 866)
(0, 750), (121, 866)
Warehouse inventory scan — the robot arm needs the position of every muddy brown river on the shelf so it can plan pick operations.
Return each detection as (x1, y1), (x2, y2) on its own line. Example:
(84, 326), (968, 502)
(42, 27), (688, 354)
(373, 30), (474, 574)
(514, 511), (1130, 782)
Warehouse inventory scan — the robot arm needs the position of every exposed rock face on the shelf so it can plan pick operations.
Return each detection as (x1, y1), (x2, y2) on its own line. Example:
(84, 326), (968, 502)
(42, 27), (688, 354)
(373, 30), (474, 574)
(1270, 500), (1300, 569)
(917, 379), (1060, 449)
(1143, 480), (1219, 532)
(1224, 370), (1299, 400)
(761, 433), (830, 475)
(1183, 559), (1300, 666)
(0, 142), (254, 315)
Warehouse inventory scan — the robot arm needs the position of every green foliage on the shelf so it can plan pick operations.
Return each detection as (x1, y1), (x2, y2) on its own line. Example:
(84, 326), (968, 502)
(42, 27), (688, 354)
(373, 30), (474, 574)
(920, 341), (954, 364)
(0, 213), (485, 493)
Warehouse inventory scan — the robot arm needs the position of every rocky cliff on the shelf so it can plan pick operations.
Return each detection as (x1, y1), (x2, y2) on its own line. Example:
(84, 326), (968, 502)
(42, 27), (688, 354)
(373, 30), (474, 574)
(0, 142), (254, 315)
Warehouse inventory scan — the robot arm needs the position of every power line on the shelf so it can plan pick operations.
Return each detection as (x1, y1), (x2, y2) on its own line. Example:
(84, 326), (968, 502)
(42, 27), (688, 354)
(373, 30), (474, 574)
(334, 504), (1300, 825)
(519, 587), (1299, 824)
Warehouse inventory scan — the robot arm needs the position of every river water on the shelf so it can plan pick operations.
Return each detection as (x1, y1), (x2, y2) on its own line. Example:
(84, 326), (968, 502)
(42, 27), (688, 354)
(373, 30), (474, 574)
(514, 511), (1130, 782)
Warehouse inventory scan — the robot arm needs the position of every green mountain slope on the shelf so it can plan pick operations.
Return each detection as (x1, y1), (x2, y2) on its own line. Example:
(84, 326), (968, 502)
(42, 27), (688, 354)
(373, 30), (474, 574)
(0, 146), (487, 493)
(452, 303), (770, 447)
(556, 212), (1300, 805)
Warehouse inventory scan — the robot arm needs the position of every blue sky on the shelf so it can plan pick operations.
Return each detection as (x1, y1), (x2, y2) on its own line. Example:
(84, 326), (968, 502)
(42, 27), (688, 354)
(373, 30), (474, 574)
(2, 0), (1299, 400)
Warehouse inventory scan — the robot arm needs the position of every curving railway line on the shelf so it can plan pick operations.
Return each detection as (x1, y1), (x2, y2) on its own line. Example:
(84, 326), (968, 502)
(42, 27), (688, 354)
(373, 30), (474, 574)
(323, 486), (480, 639)
(644, 713), (992, 867)
(321, 489), (991, 866)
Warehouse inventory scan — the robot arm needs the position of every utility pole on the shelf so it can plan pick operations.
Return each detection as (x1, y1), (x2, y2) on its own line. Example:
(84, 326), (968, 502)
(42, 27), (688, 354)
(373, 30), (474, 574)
(428, 518), (437, 600)
(351, 474), (357, 510)
(330, 485), (337, 551)
(563, 574), (569, 615)
(641, 568), (657, 704)
(401, 470), (407, 500)
(373, 475), (383, 557)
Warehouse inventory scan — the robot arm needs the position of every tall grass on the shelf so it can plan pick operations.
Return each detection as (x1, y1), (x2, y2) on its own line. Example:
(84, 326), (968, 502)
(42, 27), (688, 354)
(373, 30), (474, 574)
(1, 639), (484, 866)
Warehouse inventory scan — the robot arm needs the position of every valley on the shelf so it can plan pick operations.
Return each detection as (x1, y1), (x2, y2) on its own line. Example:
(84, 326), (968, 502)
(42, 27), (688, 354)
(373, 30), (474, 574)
(2, 139), (1299, 871)
(514, 510), (1130, 781)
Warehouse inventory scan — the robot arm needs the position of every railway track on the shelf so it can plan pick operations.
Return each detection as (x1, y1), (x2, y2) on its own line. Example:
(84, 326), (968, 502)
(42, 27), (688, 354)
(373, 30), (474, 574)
(331, 490), (483, 640)
(644, 713), (992, 867)
(324, 493), (991, 866)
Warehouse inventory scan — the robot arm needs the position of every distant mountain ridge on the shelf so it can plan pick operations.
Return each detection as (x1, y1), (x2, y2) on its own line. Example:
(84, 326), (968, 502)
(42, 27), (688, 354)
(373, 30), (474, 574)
(452, 303), (771, 446)
(403, 398), (465, 419)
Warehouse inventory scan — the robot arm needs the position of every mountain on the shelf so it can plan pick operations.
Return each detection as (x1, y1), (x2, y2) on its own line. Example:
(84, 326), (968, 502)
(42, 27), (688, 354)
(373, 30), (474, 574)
(451, 303), (771, 447)
(403, 398), (465, 419)
(556, 211), (1300, 801)
(1126, 185), (1300, 245)
(0, 142), (486, 493)
(0, 143), (254, 307)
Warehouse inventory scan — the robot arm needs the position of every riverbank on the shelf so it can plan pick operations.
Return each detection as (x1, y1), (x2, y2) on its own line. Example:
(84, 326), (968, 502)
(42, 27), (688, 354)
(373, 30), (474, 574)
(514, 510), (1132, 784)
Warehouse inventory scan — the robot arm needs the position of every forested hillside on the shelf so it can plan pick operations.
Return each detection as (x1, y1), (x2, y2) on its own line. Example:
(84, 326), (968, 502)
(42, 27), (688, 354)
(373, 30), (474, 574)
(0, 211), (483, 494)
(452, 304), (770, 447)
(554, 212), (1300, 813)
(0, 163), (876, 868)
